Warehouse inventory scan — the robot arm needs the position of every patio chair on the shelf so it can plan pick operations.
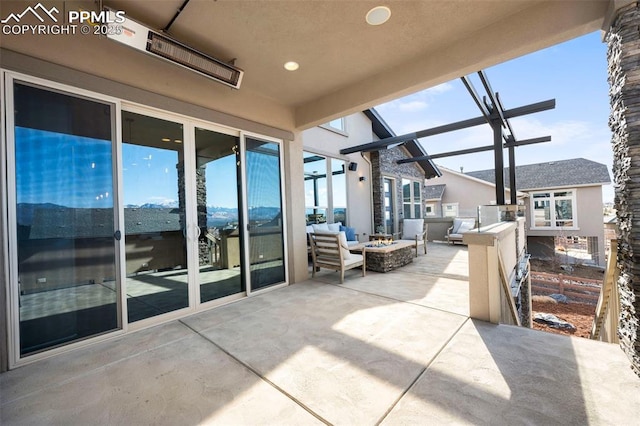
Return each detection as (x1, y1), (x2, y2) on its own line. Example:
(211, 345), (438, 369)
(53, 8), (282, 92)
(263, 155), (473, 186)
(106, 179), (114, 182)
(446, 217), (476, 245)
(308, 231), (365, 283)
(399, 218), (428, 257)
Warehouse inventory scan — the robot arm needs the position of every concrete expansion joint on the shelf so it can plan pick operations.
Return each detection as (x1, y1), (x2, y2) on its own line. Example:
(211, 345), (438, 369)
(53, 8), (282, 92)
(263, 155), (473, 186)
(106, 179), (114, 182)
(328, 281), (469, 320)
(374, 316), (472, 425)
(178, 319), (332, 425)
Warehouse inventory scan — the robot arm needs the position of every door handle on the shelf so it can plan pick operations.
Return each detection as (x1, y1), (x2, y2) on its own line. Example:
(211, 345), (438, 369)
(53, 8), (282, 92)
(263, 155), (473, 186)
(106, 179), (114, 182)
(114, 230), (122, 241)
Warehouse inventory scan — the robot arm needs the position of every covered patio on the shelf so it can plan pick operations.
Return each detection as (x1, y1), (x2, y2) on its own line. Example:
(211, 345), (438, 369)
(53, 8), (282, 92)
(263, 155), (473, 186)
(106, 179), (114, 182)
(2, 243), (637, 424)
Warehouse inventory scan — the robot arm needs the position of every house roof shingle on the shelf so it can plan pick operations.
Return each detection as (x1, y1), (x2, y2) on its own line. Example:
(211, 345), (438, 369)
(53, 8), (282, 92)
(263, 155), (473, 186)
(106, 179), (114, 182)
(424, 184), (446, 200)
(465, 158), (610, 191)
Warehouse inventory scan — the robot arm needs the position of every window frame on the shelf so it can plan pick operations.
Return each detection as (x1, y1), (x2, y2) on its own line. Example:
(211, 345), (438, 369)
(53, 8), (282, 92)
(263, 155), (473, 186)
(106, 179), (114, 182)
(530, 189), (578, 230)
(442, 202), (459, 218)
(303, 151), (348, 225)
(401, 178), (423, 219)
(320, 117), (348, 136)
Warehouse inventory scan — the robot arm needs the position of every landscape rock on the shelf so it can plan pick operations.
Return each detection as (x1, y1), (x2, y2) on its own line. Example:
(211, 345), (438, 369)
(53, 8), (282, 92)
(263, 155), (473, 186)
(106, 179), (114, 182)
(534, 313), (576, 332)
(549, 293), (569, 304)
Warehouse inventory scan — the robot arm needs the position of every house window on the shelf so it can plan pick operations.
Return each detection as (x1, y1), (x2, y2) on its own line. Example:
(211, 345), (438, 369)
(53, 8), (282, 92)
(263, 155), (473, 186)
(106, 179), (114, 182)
(304, 152), (347, 224)
(402, 178), (422, 218)
(425, 202), (436, 217)
(442, 203), (459, 217)
(322, 117), (347, 134)
(531, 190), (576, 229)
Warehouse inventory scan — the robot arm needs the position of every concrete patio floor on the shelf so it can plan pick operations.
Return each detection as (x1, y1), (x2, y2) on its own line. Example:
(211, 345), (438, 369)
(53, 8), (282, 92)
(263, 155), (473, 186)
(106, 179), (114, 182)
(2, 243), (639, 425)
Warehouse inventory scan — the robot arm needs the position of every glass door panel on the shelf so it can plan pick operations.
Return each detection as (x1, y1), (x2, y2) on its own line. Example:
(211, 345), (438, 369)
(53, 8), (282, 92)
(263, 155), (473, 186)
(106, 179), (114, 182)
(245, 138), (286, 290)
(195, 127), (245, 303)
(331, 159), (347, 225)
(384, 178), (395, 235)
(12, 82), (119, 356)
(121, 111), (188, 322)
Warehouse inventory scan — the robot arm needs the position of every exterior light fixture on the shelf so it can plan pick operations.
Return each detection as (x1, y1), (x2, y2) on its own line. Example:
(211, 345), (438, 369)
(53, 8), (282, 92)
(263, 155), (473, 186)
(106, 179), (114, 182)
(366, 6), (391, 26)
(359, 176), (367, 182)
(284, 61), (299, 71)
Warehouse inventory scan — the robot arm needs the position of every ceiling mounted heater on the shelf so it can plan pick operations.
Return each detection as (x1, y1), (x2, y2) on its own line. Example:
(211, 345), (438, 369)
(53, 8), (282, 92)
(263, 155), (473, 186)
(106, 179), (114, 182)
(105, 9), (243, 89)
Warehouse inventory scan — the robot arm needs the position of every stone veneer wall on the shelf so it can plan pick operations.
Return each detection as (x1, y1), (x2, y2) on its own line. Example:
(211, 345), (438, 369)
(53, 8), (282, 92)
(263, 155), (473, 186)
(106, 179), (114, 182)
(607, 2), (640, 377)
(371, 147), (427, 233)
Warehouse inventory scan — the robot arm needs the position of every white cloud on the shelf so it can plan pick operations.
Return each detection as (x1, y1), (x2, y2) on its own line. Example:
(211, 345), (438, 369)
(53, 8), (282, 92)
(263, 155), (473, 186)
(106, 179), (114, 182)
(425, 82), (454, 94)
(398, 100), (428, 112)
(376, 82), (455, 114)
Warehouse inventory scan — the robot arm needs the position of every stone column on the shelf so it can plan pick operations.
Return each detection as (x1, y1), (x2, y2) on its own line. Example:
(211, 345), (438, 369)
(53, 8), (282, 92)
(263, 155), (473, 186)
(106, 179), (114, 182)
(607, 2), (640, 377)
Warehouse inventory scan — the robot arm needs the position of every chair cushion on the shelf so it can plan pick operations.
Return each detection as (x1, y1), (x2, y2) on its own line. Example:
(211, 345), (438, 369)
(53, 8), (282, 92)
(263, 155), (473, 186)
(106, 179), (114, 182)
(452, 218), (474, 234)
(344, 252), (363, 266)
(457, 221), (475, 233)
(306, 225), (314, 234)
(328, 222), (342, 232)
(340, 225), (357, 241)
(312, 223), (330, 233)
(338, 231), (351, 260)
(402, 219), (424, 240)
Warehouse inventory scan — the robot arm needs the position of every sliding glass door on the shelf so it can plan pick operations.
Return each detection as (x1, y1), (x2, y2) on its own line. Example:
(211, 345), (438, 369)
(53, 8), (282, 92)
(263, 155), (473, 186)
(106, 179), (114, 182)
(121, 111), (189, 323)
(10, 81), (120, 356)
(195, 127), (245, 303)
(5, 74), (288, 364)
(245, 137), (286, 290)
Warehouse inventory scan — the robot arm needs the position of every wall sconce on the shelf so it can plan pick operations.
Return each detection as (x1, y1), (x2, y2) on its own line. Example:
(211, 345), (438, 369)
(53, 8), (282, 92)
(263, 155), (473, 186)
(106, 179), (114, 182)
(359, 176), (366, 182)
(348, 162), (358, 171)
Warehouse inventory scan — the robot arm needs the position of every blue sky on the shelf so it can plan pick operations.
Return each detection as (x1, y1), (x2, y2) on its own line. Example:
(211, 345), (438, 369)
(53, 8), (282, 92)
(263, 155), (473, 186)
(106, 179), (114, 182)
(375, 31), (613, 202)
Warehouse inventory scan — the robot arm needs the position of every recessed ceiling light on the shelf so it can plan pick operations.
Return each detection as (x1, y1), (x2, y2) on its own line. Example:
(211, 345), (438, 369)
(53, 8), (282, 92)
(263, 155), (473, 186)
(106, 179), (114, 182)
(161, 138), (171, 142)
(174, 139), (182, 144)
(366, 6), (391, 26)
(284, 61), (299, 71)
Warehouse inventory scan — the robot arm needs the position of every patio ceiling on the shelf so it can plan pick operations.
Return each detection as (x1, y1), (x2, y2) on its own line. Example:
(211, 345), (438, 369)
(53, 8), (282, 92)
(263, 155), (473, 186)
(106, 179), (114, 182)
(0, 1), (612, 130)
(99, 0), (609, 129)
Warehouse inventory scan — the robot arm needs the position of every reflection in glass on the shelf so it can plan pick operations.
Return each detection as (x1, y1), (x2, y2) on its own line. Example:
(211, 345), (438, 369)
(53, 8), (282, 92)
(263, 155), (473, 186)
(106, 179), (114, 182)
(195, 127), (245, 303)
(13, 82), (119, 355)
(304, 152), (328, 224)
(384, 178), (395, 234)
(122, 111), (188, 322)
(331, 159), (347, 225)
(246, 138), (286, 290)
(413, 181), (421, 218)
(403, 179), (412, 219)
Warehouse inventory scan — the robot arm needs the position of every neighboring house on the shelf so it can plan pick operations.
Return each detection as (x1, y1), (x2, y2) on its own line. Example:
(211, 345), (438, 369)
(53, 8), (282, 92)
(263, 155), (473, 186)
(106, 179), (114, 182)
(301, 109), (440, 239)
(428, 158), (611, 266)
(424, 167), (518, 218)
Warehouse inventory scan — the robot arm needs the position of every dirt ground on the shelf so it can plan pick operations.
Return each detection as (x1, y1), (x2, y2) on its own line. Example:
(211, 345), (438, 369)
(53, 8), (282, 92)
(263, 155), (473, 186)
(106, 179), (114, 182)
(530, 258), (601, 338)
(531, 300), (597, 338)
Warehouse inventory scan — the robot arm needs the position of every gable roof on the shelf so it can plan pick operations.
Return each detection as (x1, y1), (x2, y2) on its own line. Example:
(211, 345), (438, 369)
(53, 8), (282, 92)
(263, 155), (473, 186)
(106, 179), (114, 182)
(465, 158), (610, 191)
(424, 184), (446, 200)
(363, 109), (441, 179)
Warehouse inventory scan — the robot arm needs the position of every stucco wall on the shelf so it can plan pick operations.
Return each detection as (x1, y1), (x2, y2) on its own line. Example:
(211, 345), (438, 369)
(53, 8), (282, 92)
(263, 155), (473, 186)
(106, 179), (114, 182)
(431, 168), (511, 218)
(301, 113), (374, 238)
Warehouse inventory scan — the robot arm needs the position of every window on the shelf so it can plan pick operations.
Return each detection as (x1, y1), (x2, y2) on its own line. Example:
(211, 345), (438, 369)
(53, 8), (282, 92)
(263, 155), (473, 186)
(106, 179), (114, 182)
(531, 190), (576, 229)
(321, 117), (347, 134)
(402, 178), (422, 219)
(304, 152), (347, 224)
(425, 202), (436, 217)
(442, 203), (459, 217)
